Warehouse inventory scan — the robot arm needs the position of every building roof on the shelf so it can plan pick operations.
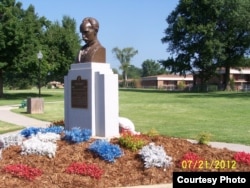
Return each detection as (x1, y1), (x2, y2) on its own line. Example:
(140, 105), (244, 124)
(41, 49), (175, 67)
(216, 67), (250, 74)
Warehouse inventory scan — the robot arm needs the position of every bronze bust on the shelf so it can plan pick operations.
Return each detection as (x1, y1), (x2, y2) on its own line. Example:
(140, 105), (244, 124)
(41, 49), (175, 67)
(76, 17), (106, 63)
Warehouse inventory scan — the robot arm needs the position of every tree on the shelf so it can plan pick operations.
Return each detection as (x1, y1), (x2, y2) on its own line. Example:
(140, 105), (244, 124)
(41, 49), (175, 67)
(216, 0), (250, 90)
(2, 2), (80, 91)
(112, 47), (138, 87)
(0, 0), (50, 94)
(141, 59), (165, 77)
(126, 65), (142, 88)
(0, 0), (26, 95)
(161, 0), (250, 90)
(127, 65), (142, 79)
(43, 16), (80, 83)
(3, 4), (50, 90)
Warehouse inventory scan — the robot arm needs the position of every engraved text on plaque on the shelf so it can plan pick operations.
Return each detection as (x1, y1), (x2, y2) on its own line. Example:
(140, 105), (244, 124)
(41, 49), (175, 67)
(71, 76), (88, 108)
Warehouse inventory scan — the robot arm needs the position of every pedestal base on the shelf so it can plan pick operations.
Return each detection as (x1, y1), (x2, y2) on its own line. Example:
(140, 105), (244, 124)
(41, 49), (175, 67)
(64, 63), (119, 137)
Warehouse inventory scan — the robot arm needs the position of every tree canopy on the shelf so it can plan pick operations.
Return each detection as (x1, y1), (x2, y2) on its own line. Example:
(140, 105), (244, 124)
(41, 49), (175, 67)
(161, 0), (250, 90)
(42, 16), (80, 83)
(1, 1), (50, 91)
(0, 0), (80, 96)
(141, 59), (166, 77)
(127, 65), (142, 79)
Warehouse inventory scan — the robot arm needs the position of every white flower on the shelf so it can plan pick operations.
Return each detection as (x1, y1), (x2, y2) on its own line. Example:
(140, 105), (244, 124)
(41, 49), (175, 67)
(21, 135), (57, 158)
(36, 132), (61, 142)
(0, 134), (23, 149)
(139, 142), (172, 168)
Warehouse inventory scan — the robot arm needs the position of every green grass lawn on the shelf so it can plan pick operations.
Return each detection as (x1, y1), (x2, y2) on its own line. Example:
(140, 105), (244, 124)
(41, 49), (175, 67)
(0, 121), (25, 134)
(0, 88), (64, 105)
(119, 89), (250, 145)
(1, 88), (250, 145)
(12, 101), (64, 122)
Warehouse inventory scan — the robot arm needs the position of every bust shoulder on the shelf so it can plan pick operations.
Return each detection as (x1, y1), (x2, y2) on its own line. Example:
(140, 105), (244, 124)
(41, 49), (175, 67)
(77, 41), (106, 63)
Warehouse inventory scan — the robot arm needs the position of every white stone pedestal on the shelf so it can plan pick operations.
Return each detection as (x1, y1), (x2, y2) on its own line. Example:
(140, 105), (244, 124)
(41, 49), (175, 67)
(64, 63), (119, 137)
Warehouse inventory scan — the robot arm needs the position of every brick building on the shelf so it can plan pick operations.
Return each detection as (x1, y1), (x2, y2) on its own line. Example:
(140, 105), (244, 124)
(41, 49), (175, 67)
(141, 74), (193, 90)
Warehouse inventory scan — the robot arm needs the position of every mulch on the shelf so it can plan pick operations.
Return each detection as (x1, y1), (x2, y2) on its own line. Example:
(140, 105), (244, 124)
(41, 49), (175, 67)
(0, 135), (249, 188)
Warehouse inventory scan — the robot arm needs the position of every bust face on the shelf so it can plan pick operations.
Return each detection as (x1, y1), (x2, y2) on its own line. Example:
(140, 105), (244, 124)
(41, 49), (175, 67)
(80, 22), (97, 45)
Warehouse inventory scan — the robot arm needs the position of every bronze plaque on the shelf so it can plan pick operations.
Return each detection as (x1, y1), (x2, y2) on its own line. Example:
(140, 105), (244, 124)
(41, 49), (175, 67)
(71, 76), (88, 108)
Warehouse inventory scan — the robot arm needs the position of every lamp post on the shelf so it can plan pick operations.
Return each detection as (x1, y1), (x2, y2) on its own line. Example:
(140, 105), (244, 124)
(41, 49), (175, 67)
(37, 51), (43, 97)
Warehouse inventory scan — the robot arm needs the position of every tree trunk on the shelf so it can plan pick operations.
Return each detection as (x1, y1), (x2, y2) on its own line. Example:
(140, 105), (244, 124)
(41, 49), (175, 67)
(122, 70), (128, 87)
(224, 66), (232, 91)
(0, 69), (3, 98)
(124, 71), (128, 87)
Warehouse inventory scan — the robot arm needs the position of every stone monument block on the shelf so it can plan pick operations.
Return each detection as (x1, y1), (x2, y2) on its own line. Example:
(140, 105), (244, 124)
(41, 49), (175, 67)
(64, 63), (119, 138)
(27, 97), (44, 114)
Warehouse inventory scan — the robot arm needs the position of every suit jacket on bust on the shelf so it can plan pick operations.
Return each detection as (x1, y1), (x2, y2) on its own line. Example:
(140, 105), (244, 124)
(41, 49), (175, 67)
(76, 40), (106, 63)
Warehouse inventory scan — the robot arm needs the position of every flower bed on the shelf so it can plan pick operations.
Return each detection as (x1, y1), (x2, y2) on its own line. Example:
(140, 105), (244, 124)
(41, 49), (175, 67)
(0, 128), (250, 188)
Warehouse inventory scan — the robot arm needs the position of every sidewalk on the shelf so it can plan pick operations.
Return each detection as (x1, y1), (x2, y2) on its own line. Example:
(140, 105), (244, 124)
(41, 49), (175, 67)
(0, 105), (51, 136)
(1, 105), (250, 188)
(188, 139), (250, 153)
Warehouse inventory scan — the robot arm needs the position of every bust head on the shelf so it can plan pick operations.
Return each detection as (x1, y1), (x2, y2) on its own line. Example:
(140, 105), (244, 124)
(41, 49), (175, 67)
(80, 17), (99, 45)
(76, 17), (106, 63)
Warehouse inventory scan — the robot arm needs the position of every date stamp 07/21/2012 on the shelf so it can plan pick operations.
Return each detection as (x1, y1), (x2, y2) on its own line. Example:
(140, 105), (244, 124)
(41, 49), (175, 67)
(181, 160), (237, 170)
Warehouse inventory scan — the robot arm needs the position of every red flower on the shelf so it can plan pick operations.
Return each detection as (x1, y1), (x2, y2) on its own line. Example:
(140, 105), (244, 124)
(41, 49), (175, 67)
(179, 152), (203, 170)
(2, 164), (42, 180)
(234, 152), (250, 165)
(65, 162), (104, 179)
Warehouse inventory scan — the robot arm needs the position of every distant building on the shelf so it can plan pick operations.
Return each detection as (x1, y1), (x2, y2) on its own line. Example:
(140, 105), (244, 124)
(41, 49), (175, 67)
(47, 81), (64, 89)
(125, 67), (250, 91)
(194, 67), (250, 91)
(141, 74), (193, 90)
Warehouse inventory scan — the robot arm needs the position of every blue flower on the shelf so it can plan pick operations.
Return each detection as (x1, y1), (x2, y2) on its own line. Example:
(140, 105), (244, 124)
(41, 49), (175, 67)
(21, 127), (42, 138)
(89, 139), (123, 162)
(42, 126), (64, 134)
(63, 127), (91, 143)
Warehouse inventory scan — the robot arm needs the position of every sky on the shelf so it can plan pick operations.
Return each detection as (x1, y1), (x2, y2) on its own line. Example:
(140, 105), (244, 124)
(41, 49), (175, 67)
(19, 0), (179, 71)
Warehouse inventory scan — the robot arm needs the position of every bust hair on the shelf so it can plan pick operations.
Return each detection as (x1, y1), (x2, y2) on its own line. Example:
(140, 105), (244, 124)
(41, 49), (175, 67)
(81, 17), (99, 32)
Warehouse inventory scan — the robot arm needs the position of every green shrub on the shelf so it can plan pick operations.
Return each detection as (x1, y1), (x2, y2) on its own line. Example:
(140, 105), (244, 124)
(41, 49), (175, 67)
(118, 132), (145, 151)
(145, 128), (159, 137)
(177, 81), (186, 90)
(196, 132), (212, 145)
